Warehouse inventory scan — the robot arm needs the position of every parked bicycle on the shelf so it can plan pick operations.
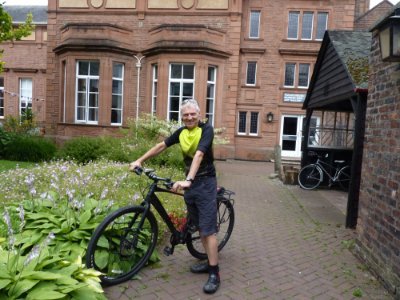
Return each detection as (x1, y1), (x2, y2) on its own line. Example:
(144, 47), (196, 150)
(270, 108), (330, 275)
(85, 167), (235, 286)
(298, 152), (351, 191)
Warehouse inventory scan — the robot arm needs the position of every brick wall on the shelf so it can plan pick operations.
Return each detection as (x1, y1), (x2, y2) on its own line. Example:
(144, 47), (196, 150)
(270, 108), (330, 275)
(354, 1), (394, 30)
(356, 29), (400, 295)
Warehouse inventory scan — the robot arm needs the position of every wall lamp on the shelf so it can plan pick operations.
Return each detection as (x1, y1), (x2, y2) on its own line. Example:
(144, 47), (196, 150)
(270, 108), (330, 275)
(375, 8), (400, 62)
(266, 112), (274, 123)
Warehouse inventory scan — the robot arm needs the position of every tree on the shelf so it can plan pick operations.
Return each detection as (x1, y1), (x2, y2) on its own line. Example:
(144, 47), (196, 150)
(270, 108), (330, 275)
(0, 3), (34, 72)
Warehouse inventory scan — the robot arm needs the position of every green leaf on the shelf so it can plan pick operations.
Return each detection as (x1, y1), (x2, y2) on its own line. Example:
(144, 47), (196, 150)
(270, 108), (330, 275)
(21, 271), (62, 280)
(8, 279), (39, 298)
(58, 282), (87, 294)
(79, 210), (92, 224)
(0, 279), (11, 289)
(26, 282), (66, 300)
(70, 286), (106, 300)
(93, 250), (109, 269)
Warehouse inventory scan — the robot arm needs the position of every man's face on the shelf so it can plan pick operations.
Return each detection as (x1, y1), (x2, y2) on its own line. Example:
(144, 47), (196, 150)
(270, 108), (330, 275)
(181, 105), (200, 129)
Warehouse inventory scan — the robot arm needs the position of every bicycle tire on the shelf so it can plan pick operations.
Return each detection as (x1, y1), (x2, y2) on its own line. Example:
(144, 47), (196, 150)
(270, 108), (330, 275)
(186, 198), (235, 260)
(298, 164), (323, 190)
(337, 165), (351, 191)
(85, 205), (158, 286)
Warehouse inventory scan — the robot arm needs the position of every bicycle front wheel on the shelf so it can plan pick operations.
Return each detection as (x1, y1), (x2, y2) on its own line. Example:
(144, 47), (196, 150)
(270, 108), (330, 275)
(86, 206), (158, 286)
(337, 165), (351, 191)
(298, 164), (323, 190)
(186, 198), (235, 260)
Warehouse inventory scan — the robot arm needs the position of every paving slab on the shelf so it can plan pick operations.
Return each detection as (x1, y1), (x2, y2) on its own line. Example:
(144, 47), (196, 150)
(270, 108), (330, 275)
(104, 160), (393, 300)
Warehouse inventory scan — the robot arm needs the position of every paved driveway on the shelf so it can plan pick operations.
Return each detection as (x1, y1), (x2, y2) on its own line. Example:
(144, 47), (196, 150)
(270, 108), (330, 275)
(105, 160), (393, 300)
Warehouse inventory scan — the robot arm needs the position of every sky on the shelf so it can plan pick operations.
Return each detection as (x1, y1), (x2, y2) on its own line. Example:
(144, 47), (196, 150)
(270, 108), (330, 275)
(2, 0), (399, 7)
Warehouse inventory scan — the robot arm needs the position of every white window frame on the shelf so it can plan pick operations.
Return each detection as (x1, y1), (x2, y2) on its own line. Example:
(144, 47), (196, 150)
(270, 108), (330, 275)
(316, 12), (328, 40)
(298, 63), (310, 88)
(168, 63), (195, 122)
(288, 11), (299, 40)
(151, 64), (158, 116)
(75, 61), (100, 124)
(249, 10), (261, 39)
(284, 63), (296, 88)
(19, 78), (32, 116)
(111, 62), (124, 126)
(246, 61), (257, 86)
(0, 77), (4, 118)
(237, 111), (259, 136)
(301, 11), (314, 40)
(206, 66), (217, 126)
(288, 11), (328, 41)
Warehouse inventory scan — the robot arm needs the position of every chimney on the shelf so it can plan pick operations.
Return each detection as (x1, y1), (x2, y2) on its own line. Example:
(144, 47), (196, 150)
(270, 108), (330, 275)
(355, 0), (370, 18)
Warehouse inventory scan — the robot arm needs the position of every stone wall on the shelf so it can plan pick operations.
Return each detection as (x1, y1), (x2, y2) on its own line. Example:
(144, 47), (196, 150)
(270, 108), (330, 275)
(356, 29), (400, 296)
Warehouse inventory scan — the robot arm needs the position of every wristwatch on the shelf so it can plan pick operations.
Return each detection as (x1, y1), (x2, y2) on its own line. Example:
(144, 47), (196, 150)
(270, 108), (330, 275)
(186, 176), (194, 183)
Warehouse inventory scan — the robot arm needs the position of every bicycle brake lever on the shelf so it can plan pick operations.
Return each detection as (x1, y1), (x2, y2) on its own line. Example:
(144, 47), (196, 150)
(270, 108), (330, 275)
(134, 167), (143, 175)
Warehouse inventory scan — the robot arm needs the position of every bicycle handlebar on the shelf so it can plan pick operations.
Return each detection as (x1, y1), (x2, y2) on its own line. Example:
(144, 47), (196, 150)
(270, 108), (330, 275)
(133, 167), (174, 189)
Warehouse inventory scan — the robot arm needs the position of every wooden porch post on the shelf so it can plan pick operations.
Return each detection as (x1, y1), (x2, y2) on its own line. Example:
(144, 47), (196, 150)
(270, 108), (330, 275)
(346, 93), (367, 228)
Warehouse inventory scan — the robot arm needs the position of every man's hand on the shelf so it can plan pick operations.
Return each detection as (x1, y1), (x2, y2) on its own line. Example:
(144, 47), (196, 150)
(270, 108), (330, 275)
(171, 180), (192, 192)
(129, 161), (142, 172)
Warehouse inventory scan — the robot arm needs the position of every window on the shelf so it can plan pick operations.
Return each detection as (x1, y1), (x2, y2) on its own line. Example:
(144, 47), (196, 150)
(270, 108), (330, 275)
(288, 11), (299, 39)
(250, 112), (259, 135)
(288, 11), (328, 40)
(246, 62), (257, 86)
(284, 63), (310, 88)
(20, 78), (32, 116)
(316, 12), (328, 40)
(298, 63), (310, 88)
(151, 64), (158, 115)
(111, 62), (124, 125)
(249, 10), (261, 39)
(76, 61), (99, 124)
(301, 12), (313, 40)
(284, 63), (296, 87)
(237, 111), (259, 136)
(206, 66), (216, 125)
(0, 77), (4, 118)
(168, 63), (195, 121)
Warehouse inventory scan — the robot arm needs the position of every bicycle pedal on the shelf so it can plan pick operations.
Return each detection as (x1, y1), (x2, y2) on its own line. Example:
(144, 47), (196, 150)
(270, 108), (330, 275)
(163, 246), (174, 256)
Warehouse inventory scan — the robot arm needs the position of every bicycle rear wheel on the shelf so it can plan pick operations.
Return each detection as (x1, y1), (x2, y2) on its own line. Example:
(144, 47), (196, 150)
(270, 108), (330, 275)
(298, 164), (323, 190)
(85, 206), (158, 286)
(186, 197), (235, 260)
(337, 165), (351, 191)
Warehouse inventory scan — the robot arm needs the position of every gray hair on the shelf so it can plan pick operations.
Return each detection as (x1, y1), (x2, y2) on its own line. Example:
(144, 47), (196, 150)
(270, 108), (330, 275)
(181, 99), (200, 113)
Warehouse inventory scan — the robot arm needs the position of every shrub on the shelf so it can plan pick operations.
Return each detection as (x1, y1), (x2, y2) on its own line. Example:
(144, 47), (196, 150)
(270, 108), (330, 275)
(2, 135), (57, 162)
(57, 137), (104, 164)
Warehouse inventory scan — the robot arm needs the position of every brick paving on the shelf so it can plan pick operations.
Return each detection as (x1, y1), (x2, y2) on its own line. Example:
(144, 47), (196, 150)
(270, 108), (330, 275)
(104, 160), (393, 300)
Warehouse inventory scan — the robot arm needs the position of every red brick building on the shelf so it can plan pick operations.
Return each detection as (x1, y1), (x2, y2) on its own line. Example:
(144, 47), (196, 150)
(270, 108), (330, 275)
(1, 0), (374, 161)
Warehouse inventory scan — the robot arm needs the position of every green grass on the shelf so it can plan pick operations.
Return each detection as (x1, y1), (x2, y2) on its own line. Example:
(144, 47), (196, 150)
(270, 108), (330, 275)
(0, 160), (37, 172)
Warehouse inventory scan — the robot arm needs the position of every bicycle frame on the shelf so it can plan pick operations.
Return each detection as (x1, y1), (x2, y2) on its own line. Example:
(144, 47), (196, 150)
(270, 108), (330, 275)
(139, 181), (185, 238)
(315, 159), (342, 184)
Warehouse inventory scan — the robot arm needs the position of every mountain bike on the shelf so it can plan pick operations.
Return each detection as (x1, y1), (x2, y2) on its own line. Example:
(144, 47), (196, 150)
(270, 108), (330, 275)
(298, 152), (351, 191)
(85, 167), (235, 286)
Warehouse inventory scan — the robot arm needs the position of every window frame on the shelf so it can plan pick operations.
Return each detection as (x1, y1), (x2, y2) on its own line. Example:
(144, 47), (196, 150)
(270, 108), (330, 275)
(167, 63), (195, 122)
(111, 62), (124, 126)
(0, 77), (4, 118)
(151, 64), (158, 116)
(246, 61), (257, 86)
(284, 62), (311, 89)
(206, 65), (217, 126)
(301, 11), (314, 40)
(237, 111), (260, 136)
(75, 60), (100, 125)
(316, 12), (328, 40)
(249, 10), (261, 39)
(19, 78), (32, 116)
(287, 10), (328, 41)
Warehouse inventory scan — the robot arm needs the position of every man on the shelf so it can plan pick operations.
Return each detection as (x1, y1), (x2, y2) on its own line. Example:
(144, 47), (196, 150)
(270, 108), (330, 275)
(129, 99), (220, 294)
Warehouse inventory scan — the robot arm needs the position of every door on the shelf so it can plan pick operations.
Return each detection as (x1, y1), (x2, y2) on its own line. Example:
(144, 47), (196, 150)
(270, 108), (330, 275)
(281, 115), (320, 158)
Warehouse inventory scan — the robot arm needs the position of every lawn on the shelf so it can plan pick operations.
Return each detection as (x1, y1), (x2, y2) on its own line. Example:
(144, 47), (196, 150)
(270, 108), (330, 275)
(0, 159), (36, 172)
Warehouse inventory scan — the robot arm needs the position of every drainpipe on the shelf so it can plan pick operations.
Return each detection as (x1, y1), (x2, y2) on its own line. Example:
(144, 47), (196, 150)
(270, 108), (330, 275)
(133, 55), (145, 133)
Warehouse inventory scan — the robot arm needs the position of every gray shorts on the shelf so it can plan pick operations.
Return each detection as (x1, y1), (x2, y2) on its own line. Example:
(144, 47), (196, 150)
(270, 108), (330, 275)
(184, 176), (217, 237)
